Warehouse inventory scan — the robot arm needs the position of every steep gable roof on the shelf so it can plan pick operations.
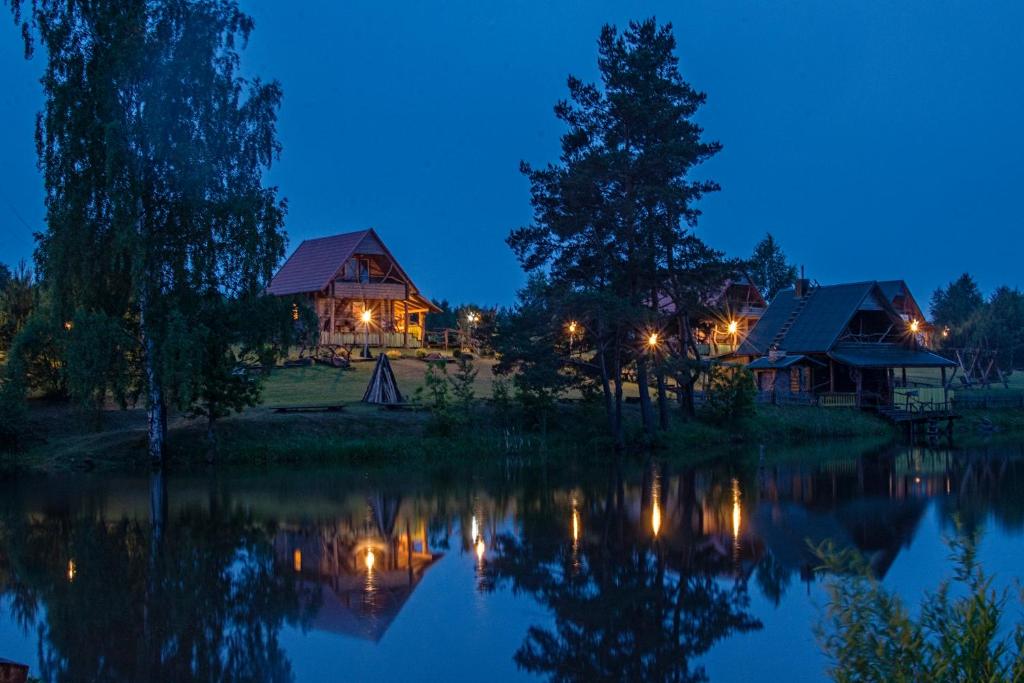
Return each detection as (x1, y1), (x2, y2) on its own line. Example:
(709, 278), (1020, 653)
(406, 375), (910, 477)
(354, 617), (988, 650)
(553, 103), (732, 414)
(878, 279), (926, 321)
(267, 229), (433, 309)
(268, 230), (371, 296)
(738, 281), (903, 355)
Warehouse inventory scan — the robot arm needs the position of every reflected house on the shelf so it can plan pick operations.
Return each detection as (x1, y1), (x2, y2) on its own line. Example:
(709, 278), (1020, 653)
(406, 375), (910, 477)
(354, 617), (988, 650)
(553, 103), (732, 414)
(628, 455), (932, 588)
(274, 494), (442, 642)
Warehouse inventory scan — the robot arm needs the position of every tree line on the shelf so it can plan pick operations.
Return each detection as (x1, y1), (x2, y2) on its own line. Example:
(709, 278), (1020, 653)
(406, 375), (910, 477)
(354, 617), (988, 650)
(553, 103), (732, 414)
(931, 273), (1024, 371)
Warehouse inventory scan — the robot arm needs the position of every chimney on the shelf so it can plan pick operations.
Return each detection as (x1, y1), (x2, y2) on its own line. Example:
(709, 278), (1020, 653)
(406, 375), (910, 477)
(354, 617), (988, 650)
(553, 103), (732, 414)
(795, 265), (810, 298)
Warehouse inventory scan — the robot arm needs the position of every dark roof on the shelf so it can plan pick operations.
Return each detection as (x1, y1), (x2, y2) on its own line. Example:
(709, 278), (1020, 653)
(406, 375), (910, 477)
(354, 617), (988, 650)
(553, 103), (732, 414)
(877, 280), (905, 302)
(268, 230), (371, 295)
(828, 344), (955, 368)
(738, 282), (902, 355)
(267, 230), (439, 312)
(747, 354), (824, 370)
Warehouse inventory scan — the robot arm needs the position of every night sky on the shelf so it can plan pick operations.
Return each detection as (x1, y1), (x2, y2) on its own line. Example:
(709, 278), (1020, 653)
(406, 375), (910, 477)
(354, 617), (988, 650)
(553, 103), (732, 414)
(0, 1), (1021, 308)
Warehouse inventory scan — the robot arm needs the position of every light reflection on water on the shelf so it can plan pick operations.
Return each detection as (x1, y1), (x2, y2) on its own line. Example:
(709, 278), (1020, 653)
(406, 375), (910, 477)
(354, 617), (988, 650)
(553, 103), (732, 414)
(1, 443), (1023, 682)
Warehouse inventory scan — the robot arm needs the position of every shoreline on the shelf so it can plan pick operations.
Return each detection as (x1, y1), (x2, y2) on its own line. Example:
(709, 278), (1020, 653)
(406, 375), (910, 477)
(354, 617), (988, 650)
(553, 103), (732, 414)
(7, 398), (1021, 474)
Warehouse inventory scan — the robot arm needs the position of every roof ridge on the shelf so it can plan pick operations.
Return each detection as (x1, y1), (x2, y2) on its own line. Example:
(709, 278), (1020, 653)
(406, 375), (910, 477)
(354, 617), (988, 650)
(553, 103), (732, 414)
(300, 229), (372, 245)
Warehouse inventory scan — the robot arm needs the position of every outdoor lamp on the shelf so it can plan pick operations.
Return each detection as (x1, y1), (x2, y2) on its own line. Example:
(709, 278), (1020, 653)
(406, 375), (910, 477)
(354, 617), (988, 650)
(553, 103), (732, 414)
(647, 332), (659, 348)
(910, 320), (920, 333)
(361, 309), (372, 324)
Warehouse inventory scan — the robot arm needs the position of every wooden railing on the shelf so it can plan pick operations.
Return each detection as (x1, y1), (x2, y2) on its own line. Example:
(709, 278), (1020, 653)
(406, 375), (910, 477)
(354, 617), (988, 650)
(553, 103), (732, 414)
(819, 392), (857, 408)
(892, 387), (953, 413)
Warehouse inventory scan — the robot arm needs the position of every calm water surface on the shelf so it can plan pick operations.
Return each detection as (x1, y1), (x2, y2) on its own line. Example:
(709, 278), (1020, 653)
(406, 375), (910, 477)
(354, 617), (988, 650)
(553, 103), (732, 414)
(2, 441), (1024, 682)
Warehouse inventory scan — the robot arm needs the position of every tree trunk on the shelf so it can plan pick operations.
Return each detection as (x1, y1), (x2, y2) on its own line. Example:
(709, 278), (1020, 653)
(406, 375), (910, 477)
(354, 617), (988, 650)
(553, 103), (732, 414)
(206, 403), (217, 464)
(656, 367), (669, 430)
(612, 334), (625, 450)
(140, 286), (166, 464)
(677, 313), (697, 418)
(636, 355), (655, 437)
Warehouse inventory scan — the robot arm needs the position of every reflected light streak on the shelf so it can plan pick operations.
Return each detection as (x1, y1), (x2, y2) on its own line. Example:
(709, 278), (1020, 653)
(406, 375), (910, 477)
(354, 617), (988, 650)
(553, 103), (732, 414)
(652, 501), (662, 537)
(731, 478), (741, 540)
(365, 548), (375, 572)
(471, 515), (479, 544)
(475, 538), (485, 562)
(293, 549), (302, 573)
(67, 559), (76, 582)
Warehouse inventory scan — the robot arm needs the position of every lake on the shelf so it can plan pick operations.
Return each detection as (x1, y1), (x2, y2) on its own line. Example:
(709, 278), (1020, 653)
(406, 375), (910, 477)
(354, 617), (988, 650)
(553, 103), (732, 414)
(2, 441), (1023, 682)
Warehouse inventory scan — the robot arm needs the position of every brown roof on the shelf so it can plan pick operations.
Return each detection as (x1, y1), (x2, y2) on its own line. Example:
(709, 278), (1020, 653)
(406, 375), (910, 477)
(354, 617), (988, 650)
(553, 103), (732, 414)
(268, 230), (371, 296)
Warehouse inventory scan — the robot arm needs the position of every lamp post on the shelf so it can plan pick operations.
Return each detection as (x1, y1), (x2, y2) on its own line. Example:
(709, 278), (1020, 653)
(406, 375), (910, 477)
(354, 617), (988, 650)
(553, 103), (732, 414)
(464, 311), (478, 353)
(361, 308), (372, 358)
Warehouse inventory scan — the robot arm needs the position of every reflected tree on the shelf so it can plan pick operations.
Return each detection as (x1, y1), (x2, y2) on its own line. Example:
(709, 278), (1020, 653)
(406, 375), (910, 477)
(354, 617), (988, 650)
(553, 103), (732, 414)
(483, 463), (761, 682)
(0, 471), (316, 682)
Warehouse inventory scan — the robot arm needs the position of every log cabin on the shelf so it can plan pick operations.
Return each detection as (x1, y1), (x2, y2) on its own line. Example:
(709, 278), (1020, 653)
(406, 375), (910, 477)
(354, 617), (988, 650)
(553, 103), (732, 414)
(268, 229), (440, 348)
(734, 278), (954, 408)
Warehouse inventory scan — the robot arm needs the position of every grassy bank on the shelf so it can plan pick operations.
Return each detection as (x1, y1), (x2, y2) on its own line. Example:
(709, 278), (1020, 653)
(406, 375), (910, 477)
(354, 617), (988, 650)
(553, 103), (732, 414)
(7, 354), (1024, 473)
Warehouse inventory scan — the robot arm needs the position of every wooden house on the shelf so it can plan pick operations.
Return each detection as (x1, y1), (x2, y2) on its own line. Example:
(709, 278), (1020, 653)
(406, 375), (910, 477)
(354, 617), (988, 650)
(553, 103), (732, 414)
(658, 276), (767, 358)
(268, 229), (440, 348)
(735, 279), (954, 407)
(878, 279), (934, 346)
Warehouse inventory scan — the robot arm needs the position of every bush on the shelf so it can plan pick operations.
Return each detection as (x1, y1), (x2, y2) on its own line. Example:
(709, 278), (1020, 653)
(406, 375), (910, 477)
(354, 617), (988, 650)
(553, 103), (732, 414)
(415, 361), (455, 436)
(815, 524), (1024, 682)
(415, 348), (428, 359)
(385, 349), (402, 360)
(703, 364), (755, 424)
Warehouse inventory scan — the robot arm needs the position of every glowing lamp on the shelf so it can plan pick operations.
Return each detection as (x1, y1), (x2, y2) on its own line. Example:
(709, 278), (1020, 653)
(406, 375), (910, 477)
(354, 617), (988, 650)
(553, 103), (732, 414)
(942, 327), (950, 338)
(63, 321), (73, 331)
(727, 320), (738, 335)
(365, 548), (375, 571)
(361, 309), (372, 324)
(568, 321), (577, 335)
(910, 320), (920, 333)
(291, 304), (299, 321)
(67, 559), (76, 582)
(647, 333), (659, 348)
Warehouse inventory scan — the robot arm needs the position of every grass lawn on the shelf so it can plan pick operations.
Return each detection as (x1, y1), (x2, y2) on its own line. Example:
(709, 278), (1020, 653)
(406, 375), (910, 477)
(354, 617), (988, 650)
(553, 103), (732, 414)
(260, 356), (500, 407)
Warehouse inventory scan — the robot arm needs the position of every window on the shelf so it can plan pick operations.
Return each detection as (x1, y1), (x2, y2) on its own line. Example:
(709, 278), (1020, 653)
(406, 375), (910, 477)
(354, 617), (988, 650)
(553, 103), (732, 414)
(358, 258), (370, 283)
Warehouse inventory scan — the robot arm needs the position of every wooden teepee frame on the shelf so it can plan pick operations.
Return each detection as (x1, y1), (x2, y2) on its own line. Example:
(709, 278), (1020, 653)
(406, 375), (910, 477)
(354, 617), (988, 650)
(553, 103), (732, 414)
(362, 353), (405, 405)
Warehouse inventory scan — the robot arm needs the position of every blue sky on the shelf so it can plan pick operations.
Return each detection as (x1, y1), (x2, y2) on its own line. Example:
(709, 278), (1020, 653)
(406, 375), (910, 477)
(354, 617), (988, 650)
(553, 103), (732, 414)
(1, 1), (1021, 307)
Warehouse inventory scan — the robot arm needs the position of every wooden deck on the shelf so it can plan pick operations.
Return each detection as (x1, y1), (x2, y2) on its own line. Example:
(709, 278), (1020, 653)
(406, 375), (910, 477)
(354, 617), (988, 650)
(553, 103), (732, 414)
(874, 405), (960, 427)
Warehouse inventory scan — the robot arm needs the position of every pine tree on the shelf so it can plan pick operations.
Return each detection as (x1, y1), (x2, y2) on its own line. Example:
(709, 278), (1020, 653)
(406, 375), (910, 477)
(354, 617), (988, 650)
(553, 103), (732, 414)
(747, 233), (797, 300)
(509, 18), (720, 443)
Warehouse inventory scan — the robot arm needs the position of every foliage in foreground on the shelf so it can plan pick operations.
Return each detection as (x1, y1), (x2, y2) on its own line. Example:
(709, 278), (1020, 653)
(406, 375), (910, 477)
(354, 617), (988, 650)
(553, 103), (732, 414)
(815, 525), (1024, 682)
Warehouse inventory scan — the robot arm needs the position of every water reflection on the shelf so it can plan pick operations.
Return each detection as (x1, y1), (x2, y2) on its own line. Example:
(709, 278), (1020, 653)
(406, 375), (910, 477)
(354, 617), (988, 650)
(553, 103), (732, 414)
(0, 443), (1022, 682)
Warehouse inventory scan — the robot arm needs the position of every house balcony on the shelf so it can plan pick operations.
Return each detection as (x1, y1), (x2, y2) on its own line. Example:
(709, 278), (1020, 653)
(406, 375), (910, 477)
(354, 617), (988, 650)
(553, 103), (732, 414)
(331, 280), (407, 300)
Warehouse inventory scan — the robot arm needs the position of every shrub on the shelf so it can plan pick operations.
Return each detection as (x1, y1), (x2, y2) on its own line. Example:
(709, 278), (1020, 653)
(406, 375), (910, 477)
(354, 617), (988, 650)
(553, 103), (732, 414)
(815, 524), (1024, 682)
(415, 361), (455, 436)
(703, 364), (755, 424)
(385, 349), (402, 360)
(415, 348), (428, 359)
(449, 355), (477, 419)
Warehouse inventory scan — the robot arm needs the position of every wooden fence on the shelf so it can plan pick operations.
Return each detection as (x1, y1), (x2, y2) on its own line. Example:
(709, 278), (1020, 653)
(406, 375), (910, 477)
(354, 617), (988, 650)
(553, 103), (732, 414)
(952, 393), (1024, 410)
